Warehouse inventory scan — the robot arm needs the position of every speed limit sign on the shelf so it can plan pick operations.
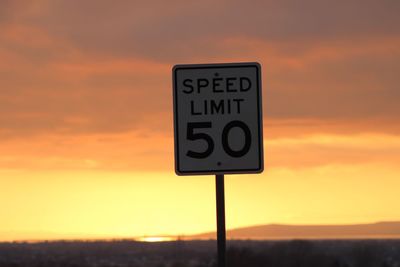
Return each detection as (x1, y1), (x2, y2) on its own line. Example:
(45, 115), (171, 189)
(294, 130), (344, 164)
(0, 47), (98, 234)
(173, 62), (263, 175)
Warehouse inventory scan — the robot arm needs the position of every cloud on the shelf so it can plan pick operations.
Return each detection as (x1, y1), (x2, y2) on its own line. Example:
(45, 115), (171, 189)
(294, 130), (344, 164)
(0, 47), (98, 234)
(3, 1), (400, 61)
(265, 133), (400, 169)
(0, 132), (399, 172)
(0, 131), (174, 172)
(0, 0), (399, 139)
(41, 1), (400, 60)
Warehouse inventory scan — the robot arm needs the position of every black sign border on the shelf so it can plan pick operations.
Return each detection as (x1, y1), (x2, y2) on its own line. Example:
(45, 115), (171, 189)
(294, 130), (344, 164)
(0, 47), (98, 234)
(173, 62), (263, 175)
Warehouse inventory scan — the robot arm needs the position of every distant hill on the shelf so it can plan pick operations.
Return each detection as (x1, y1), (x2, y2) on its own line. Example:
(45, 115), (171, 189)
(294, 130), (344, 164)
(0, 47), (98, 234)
(189, 222), (400, 240)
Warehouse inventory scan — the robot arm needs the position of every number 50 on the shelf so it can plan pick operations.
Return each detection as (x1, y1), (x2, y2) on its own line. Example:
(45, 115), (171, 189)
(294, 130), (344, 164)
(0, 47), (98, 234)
(186, 120), (252, 159)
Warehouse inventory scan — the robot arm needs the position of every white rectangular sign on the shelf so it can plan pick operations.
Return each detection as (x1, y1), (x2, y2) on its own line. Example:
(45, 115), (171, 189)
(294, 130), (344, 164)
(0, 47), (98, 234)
(173, 62), (263, 175)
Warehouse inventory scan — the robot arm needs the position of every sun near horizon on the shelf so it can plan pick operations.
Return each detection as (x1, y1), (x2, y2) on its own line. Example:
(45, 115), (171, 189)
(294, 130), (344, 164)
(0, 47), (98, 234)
(1, 1), (400, 242)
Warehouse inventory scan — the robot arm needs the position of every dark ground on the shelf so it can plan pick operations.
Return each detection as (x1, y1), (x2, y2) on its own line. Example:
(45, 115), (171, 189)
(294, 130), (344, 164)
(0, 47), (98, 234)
(0, 239), (399, 267)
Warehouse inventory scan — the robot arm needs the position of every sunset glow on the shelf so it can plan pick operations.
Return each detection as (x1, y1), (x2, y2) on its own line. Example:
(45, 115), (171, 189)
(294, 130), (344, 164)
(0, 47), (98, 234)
(1, 1), (400, 241)
(136, 236), (176, 243)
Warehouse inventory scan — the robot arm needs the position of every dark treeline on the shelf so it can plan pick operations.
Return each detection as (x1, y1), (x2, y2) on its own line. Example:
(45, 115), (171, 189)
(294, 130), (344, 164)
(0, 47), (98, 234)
(0, 239), (399, 267)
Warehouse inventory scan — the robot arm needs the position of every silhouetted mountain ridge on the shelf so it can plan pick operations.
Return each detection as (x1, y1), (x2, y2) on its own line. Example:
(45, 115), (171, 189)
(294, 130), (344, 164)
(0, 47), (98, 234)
(190, 221), (400, 240)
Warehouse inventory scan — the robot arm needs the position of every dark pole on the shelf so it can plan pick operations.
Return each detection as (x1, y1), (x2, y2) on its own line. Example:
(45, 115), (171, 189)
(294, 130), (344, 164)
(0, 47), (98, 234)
(216, 174), (226, 267)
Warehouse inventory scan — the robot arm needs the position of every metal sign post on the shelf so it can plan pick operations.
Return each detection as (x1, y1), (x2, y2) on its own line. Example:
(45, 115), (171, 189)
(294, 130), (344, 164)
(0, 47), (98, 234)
(216, 174), (226, 267)
(172, 62), (263, 267)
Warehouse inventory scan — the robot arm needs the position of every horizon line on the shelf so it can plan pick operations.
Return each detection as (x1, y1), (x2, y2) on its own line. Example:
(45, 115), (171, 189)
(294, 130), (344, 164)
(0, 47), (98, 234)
(2, 220), (400, 243)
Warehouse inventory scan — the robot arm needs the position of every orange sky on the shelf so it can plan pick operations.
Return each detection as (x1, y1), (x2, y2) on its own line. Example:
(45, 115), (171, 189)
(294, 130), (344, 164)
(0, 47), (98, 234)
(1, 0), (400, 241)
